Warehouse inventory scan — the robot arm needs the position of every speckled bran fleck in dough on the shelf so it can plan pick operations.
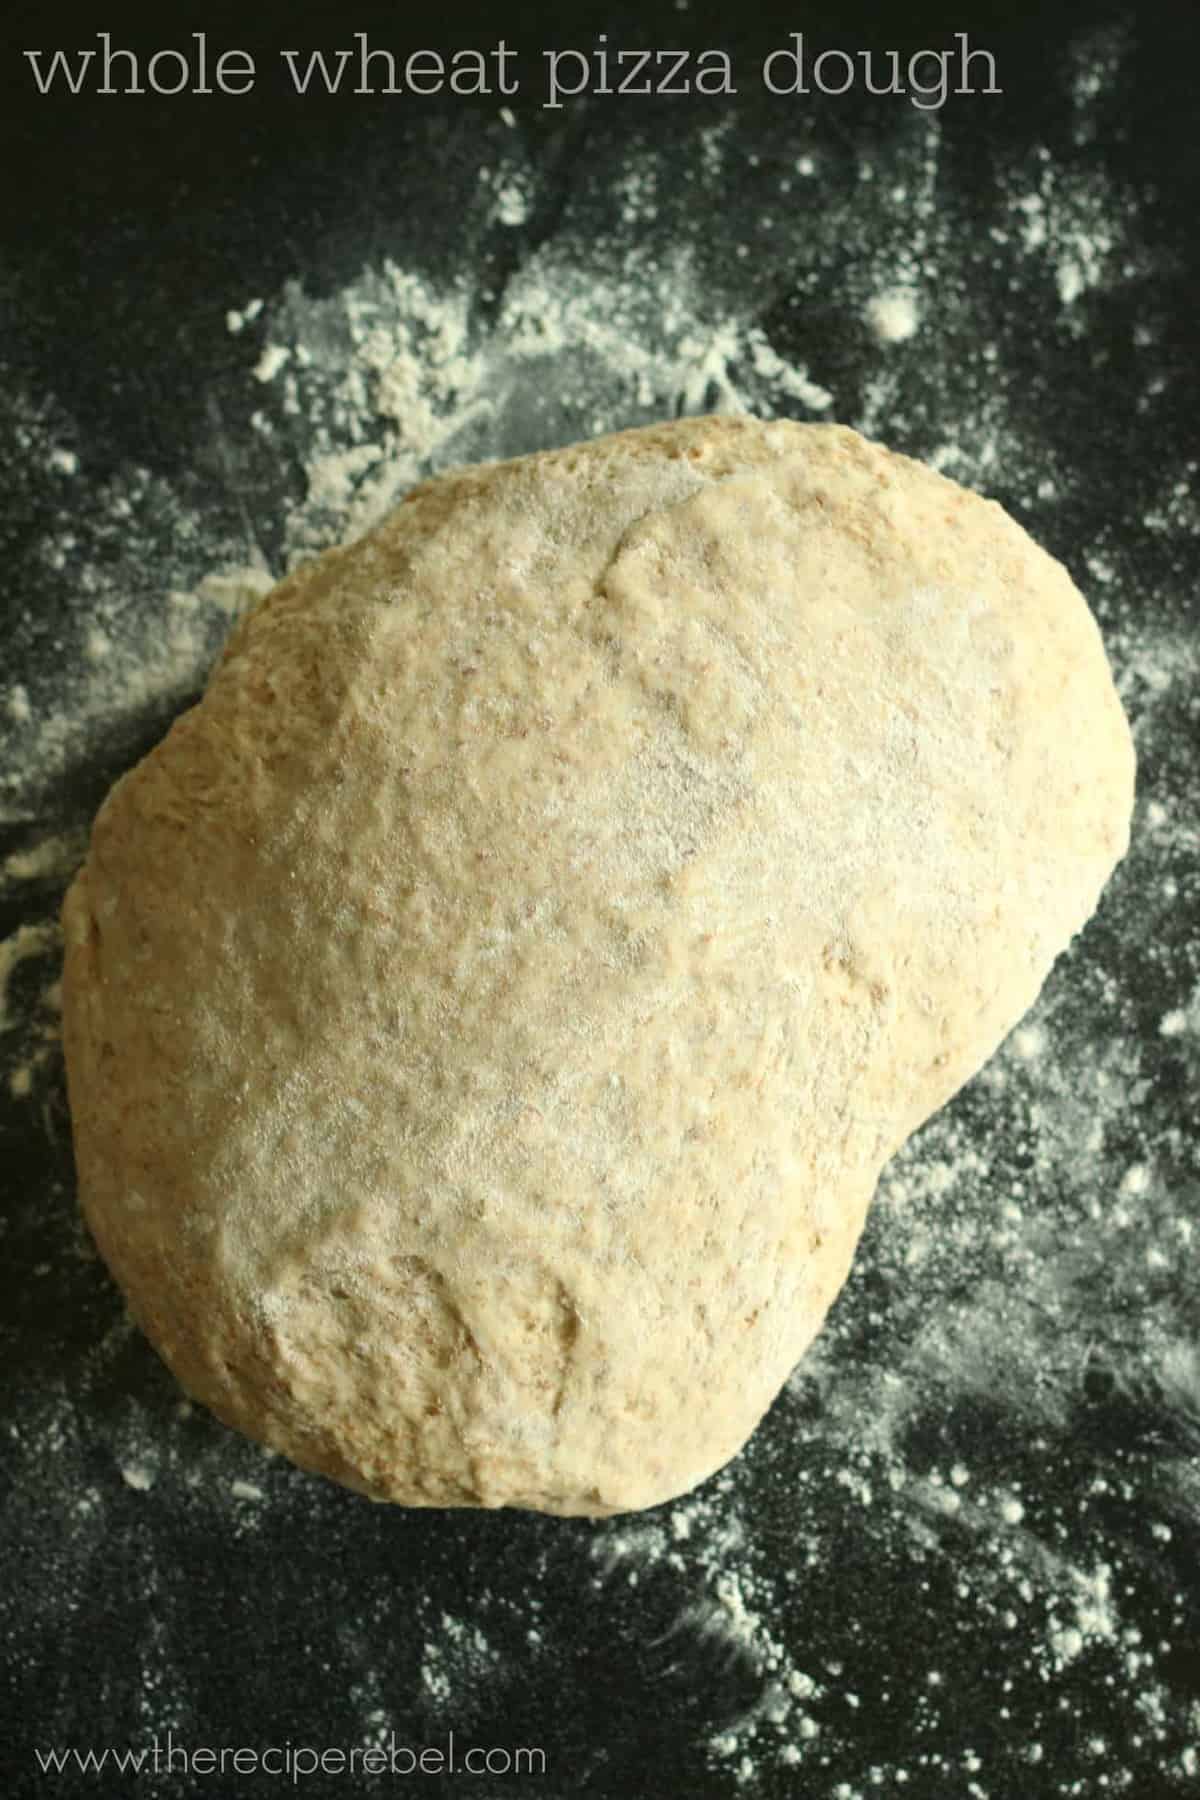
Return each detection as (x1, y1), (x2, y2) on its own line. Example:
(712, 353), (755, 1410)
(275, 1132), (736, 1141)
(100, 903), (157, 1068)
(60, 416), (1135, 1517)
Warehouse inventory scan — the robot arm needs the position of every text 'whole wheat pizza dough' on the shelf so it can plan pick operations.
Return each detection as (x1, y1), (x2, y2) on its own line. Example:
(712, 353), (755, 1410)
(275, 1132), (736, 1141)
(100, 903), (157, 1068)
(61, 417), (1135, 1516)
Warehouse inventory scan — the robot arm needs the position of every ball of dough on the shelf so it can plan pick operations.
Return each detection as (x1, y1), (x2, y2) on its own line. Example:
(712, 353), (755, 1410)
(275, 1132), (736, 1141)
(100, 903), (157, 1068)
(61, 417), (1134, 1516)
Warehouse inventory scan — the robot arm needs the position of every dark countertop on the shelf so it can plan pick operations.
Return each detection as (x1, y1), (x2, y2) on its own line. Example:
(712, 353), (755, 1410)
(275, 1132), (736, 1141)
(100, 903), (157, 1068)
(2, 3), (1199, 1796)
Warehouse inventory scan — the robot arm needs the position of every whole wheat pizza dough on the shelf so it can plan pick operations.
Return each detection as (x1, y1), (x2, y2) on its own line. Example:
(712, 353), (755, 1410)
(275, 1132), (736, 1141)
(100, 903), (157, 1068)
(61, 416), (1135, 1516)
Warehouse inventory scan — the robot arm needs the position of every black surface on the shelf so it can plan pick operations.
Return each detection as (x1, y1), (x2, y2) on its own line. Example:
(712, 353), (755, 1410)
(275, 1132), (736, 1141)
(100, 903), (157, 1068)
(2, 3), (1199, 1797)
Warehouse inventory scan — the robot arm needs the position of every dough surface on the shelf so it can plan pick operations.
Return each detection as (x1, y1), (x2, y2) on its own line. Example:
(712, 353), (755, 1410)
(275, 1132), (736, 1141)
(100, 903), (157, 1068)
(61, 417), (1135, 1516)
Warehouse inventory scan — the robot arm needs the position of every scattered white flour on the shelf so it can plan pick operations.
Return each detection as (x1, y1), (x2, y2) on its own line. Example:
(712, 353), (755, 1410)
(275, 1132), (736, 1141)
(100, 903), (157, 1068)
(1, 18), (1197, 1794)
(490, 177), (531, 228)
(252, 343), (291, 384)
(225, 297), (264, 336)
(864, 285), (920, 343)
(418, 1614), (501, 1712)
(1, 830), (85, 890)
(7, 683), (32, 723)
(0, 921), (61, 1032)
